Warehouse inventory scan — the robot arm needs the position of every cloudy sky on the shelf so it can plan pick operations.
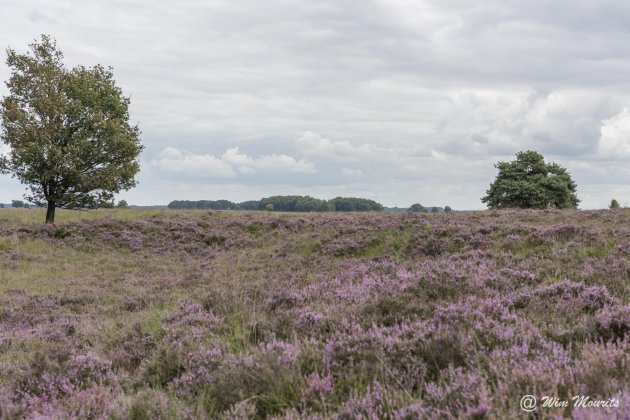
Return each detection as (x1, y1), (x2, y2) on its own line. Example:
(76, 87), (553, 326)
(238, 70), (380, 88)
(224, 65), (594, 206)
(2, 0), (630, 209)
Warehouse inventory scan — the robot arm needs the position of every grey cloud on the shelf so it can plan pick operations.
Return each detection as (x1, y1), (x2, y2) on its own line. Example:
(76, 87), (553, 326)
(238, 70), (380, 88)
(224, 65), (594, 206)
(2, 0), (630, 209)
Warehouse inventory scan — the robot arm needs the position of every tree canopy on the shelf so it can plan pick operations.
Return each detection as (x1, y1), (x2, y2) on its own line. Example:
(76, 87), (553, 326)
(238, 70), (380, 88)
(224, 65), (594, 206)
(167, 196), (384, 212)
(329, 197), (382, 212)
(168, 200), (235, 210)
(408, 203), (426, 213)
(0, 36), (143, 223)
(481, 150), (579, 209)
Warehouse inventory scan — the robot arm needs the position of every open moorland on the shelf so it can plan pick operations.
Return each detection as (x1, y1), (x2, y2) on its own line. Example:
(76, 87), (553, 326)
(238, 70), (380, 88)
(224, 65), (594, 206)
(0, 208), (629, 418)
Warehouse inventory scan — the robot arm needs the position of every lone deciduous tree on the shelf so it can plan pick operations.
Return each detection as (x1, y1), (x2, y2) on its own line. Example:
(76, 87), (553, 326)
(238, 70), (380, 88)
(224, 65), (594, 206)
(481, 150), (579, 209)
(0, 36), (143, 223)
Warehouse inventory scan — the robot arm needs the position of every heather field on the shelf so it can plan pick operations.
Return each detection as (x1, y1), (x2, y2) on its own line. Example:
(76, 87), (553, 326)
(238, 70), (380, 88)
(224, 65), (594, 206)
(0, 209), (629, 419)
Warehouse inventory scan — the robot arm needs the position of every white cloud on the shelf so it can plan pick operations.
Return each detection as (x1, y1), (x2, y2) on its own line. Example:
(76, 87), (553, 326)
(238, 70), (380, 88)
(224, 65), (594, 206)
(221, 148), (253, 167)
(296, 131), (379, 162)
(295, 131), (430, 164)
(151, 146), (315, 177)
(220, 147), (315, 173)
(433, 89), (620, 157)
(253, 154), (315, 173)
(151, 147), (236, 177)
(221, 148), (255, 174)
(598, 108), (630, 159)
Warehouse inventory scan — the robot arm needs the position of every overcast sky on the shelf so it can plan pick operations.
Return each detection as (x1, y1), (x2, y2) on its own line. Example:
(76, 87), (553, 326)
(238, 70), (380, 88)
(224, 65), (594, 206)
(2, 0), (630, 209)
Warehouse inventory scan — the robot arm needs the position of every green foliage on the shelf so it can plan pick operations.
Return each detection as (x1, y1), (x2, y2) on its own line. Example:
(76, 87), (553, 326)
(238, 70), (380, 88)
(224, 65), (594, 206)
(408, 203), (426, 213)
(330, 197), (382, 212)
(295, 196), (333, 212)
(481, 150), (579, 209)
(235, 200), (259, 210)
(265, 203), (274, 212)
(577, 241), (615, 259)
(609, 199), (620, 209)
(128, 390), (191, 420)
(0, 35), (143, 223)
(168, 200), (235, 210)
(116, 200), (129, 208)
(444, 206), (452, 212)
(431, 207), (439, 213)
(259, 195), (332, 212)
(100, 200), (115, 209)
(167, 196), (383, 212)
(142, 345), (186, 388)
(11, 200), (25, 208)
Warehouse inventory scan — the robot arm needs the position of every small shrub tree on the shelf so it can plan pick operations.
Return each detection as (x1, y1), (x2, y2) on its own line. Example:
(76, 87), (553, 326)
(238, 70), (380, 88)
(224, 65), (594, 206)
(116, 200), (129, 208)
(11, 199), (25, 208)
(408, 203), (425, 213)
(609, 199), (620, 209)
(481, 150), (579, 209)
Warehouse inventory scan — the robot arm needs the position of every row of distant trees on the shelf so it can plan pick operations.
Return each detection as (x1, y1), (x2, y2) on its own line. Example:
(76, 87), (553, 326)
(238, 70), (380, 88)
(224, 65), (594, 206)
(168, 196), (384, 212)
(0, 200), (29, 208)
(408, 204), (452, 213)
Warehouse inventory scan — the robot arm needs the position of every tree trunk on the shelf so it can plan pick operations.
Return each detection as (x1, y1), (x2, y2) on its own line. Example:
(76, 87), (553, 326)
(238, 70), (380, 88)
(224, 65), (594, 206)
(45, 201), (56, 224)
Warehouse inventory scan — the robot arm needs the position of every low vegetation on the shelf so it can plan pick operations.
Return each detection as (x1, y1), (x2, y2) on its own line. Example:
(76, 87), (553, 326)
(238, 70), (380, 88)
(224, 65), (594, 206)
(0, 208), (628, 418)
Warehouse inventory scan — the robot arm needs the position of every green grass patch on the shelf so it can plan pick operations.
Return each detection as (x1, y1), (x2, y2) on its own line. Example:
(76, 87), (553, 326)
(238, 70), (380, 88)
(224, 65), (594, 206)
(577, 241), (616, 258)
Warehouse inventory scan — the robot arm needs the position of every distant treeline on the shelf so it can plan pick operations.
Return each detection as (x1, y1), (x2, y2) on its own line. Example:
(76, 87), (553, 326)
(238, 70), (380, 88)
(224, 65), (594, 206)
(167, 196), (384, 212)
(0, 200), (37, 209)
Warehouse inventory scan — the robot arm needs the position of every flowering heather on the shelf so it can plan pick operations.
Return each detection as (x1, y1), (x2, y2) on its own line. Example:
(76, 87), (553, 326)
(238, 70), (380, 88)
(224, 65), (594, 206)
(0, 208), (629, 418)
